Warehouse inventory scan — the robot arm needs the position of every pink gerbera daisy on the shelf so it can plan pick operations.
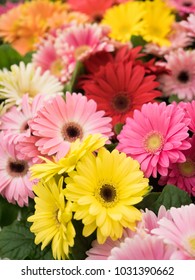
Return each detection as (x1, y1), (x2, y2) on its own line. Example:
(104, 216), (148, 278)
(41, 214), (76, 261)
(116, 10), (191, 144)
(86, 228), (136, 260)
(152, 204), (195, 258)
(159, 136), (195, 196)
(185, 101), (195, 133)
(108, 234), (186, 260)
(158, 48), (195, 101)
(0, 93), (45, 144)
(165, 0), (195, 14)
(117, 102), (191, 178)
(0, 132), (34, 207)
(30, 92), (113, 160)
(180, 13), (195, 38)
(55, 23), (114, 75)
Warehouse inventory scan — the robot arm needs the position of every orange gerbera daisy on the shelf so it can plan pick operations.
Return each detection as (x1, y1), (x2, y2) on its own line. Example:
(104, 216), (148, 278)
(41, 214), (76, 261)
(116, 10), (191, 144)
(0, 0), (69, 55)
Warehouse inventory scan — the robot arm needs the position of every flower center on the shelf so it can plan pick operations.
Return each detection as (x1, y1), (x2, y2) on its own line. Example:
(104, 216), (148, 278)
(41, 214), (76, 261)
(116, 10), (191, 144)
(61, 122), (83, 142)
(111, 93), (130, 113)
(50, 59), (64, 77)
(144, 131), (164, 153)
(74, 45), (91, 60)
(177, 70), (190, 84)
(183, 1), (192, 7)
(187, 235), (195, 256)
(178, 159), (195, 177)
(7, 158), (28, 177)
(20, 120), (29, 132)
(95, 183), (118, 208)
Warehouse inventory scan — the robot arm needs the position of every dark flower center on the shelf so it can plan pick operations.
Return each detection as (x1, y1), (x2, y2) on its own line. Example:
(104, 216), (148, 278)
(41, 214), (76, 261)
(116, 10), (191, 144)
(61, 122), (83, 142)
(111, 93), (130, 113)
(7, 159), (28, 177)
(183, 1), (192, 7)
(177, 71), (190, 83)
(100, 184), (117, 202)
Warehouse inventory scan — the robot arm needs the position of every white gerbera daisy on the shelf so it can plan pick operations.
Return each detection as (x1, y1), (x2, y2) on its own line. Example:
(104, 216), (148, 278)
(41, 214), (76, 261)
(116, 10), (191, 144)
(0, 62), (63, 106)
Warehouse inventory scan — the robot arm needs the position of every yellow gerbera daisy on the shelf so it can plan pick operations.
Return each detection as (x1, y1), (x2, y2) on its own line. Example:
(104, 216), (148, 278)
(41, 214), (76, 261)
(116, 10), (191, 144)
(64, 148), (150, 244)
(30, 133), (108, 182)
(0, 62), (63, 107)
(141, 0), (175, 46)
(101, 1), (145, 43)
(27, 177), (75, 260)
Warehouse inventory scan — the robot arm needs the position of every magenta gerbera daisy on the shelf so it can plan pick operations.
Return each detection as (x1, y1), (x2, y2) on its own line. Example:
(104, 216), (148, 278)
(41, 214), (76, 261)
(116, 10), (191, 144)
(152, 204), (195, 259)
(0, 132), (34, 207)
(158, 48), (195, 101)
(30, 92), (113, 160)
(159, 136), (195, 196)
(108, 234), (187, 260)
(0, 93), (45, 144)
(117, 102), (191, 178)
(165, 0), (195, 14)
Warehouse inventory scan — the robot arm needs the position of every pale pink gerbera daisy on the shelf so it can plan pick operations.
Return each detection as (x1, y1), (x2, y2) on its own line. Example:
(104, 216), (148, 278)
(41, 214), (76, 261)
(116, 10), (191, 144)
(86, 228), (136, 260)
(158, 48), (195, 101)
(55, 23), (114, 76)
(30, 92), (113, 160)
(152, 204), (195, 259)
(108, 234), (186, 260)
(180, 13), (195, 38)
(0, 93), (45, 144)
(165, 0), (195, 14)
(159, 136), (195, 196)
(117, 102), (191, 178)
(0, 132), (34, 207)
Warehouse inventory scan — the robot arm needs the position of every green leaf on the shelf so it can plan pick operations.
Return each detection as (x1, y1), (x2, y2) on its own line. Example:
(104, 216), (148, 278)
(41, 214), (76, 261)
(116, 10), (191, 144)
(0, 44), (33, 70)
(0, 196), (19, 227)
(0, 221), (53, 260)
(104, 143), (117, 152)
(168, 94), (181, 104)
(151, 185), (192, 214)
(131, 35), (146, 48)
(114, 123), (123, 135)
(69, 220), (96, 260)
(63, 61), (85, 93)
(135, 192), (161, 211)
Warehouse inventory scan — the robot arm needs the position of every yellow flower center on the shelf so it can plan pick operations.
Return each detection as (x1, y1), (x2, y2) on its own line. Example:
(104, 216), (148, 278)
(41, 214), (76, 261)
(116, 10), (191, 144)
(187, 236), (195, 256)
(144, 131), (164, 153)
(178, 159), (195, 177)
(50, 59), (64, 77)
(74, 45), (91, 60)
(95, 183), (118, 208)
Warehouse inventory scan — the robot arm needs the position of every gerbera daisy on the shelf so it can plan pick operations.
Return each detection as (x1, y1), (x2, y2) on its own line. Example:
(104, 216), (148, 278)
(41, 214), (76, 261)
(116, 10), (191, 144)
(158, 49), (195, 101)
(30, 92), (113, 160)
(27, 177), (75, 260)
(30, 133), (108, 182)
(185, 101), (195, 133)
(152, 204), (195, 258)
(108, 234), (187, 260)
(0, 1), (19, 16)
(67, 0), (113, 20)
(0, 132), (34, 207)
(0, 93), (45, 144)
(165, 0), (195, 14)
(55, 23), (114, 73)
(180, 13), (195, 37)
(141, 0), (175, 47)
(86, 228), (135, 260)
(117, 102), (191, 178)
(159, 137), (195, 196)
(64, 147), (150, 244)
(0, 62), (63, 107)
(80, 60), (161, 126)
(0, 0), (69, 55)
(101, 1), (145, 43)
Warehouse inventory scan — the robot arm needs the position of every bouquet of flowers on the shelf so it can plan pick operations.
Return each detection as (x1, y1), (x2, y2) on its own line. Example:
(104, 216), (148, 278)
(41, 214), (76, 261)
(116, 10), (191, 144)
(0, 0), (195, 260)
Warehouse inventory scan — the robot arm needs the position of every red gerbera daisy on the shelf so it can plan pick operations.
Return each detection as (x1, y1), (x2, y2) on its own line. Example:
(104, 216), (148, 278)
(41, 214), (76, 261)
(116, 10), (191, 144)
(80, 60), (161, 126)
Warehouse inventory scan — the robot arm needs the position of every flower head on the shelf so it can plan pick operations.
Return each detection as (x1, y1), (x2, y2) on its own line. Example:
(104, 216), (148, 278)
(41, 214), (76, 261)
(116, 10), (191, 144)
(101, 1), (145, 43)
(158, 49), (195, 101)
(0, 132), (34, 207)
(152, 204), (195, 258)
(0, 62), (63, 107)
(30, 92), (113, 160)
(28, 177), (75, 260)
(117, 102), (191, 178)
(141, 0), (175, 46)
(80, 59), (161, 126)
(64, 147), (150, 244)
(165, 0), (195, 15)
